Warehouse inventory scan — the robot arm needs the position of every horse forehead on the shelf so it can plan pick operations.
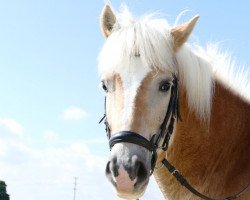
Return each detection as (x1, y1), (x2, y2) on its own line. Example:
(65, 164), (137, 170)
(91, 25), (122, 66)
(118, 58), (151, 90)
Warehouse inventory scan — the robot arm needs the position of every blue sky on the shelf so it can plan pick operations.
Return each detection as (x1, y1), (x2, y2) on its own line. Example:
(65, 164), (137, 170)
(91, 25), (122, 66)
(0, 1), (249, 200)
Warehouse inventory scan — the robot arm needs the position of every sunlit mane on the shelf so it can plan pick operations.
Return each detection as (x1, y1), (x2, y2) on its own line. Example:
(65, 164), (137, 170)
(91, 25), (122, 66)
(98, 6), (250, 120)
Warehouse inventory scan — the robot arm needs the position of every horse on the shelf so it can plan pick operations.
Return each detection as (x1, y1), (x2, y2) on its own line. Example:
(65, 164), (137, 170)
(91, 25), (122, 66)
(98, 4), (250, 200)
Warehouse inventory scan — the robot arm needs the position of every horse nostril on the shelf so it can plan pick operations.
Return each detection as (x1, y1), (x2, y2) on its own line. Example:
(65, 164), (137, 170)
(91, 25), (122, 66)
(137, 161), (147, 180)
(106, 157), (119, 177)
(105, 161), (111, 175)
(131, 159), (147, 185)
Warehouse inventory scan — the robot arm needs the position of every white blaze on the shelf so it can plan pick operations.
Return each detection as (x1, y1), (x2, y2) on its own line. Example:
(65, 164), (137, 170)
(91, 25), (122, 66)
(119, 57), (150, 130)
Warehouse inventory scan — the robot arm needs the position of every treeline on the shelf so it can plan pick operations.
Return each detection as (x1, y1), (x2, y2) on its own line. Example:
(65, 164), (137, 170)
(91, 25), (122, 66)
(0, 180), (10, 200)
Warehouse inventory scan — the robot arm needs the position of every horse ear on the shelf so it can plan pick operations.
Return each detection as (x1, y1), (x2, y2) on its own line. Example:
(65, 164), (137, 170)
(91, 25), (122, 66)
(100, 5), (117, 38)
(171, 15), (199, 50)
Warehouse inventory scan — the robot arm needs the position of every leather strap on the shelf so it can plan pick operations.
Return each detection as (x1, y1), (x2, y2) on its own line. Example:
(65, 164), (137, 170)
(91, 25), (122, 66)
(162, 159), (250, 200)
(109, 131), (155, 152)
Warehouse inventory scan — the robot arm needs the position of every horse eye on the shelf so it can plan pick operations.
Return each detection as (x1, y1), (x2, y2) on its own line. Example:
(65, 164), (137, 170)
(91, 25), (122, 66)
(101, 81), (108, 92)
(159, 81), (171, 92)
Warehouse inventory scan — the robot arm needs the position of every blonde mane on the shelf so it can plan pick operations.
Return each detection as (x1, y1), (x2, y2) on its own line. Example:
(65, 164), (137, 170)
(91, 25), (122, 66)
(98, 6), (250, 120)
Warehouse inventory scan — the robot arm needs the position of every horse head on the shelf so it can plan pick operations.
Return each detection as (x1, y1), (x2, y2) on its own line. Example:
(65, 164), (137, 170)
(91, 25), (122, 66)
(98, 5), (198, 199)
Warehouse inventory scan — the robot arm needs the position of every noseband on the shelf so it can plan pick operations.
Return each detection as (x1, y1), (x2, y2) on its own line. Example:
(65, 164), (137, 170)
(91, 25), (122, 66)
(100, 74), (180, 174)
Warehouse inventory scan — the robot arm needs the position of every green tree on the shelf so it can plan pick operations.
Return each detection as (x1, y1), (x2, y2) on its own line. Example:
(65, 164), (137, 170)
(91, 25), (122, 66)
(0, 180), (10, 200)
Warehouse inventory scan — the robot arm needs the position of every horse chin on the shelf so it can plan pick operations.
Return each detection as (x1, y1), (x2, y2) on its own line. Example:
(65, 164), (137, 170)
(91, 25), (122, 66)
(116, 192), (143, 200)
(116, 182), (148, 200)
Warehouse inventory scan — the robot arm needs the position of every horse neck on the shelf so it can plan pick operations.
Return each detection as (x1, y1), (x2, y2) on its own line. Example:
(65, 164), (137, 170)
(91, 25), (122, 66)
(154, 79), (250, 199)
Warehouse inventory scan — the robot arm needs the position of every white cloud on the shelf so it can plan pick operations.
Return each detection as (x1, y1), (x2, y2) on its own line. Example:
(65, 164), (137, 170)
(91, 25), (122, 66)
(0, 118), (163, 200)
(0, 118), (24, 137)
(60, 106), (88, 120)
(0, 140), (112, 200)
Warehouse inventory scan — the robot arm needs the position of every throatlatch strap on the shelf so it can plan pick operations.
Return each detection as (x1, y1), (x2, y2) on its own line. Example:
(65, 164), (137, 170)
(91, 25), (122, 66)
(162, 159), (250, 200)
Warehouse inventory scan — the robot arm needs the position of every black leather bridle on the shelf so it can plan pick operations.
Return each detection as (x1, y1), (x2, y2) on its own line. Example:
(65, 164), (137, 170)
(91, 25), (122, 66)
(99, 74), (249, 200)
(100, 74), (180, 175)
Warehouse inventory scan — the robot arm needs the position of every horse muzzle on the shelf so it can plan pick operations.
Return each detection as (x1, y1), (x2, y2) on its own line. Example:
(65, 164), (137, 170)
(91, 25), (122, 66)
(105, 143), (151, 199)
